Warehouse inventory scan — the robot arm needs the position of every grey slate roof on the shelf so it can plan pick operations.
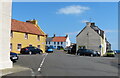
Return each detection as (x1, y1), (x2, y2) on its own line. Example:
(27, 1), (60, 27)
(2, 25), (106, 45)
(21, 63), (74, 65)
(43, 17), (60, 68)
(90, 25), (104, 39)
(76, 22), (104, 39)
(46, 37), (53, 42)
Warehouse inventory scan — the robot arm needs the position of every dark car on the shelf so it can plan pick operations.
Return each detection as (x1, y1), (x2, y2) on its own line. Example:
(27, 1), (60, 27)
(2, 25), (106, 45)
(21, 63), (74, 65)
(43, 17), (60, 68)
(77, 49), (99, 57)
(64, 47), (71, 52)
(10, 52), (19, 62)
(66, 44), (76, 54)
(20, 46), (43, 54)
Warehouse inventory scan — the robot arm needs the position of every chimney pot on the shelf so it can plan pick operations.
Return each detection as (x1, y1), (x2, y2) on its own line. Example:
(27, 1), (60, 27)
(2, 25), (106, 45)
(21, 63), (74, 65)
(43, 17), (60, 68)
(86, 22), (91, 26)
(91, 23), (95, 26)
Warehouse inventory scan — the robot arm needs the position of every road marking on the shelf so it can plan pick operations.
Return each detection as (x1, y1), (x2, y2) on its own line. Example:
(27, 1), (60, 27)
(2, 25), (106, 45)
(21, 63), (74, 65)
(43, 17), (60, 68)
(38, 53), (48, 72)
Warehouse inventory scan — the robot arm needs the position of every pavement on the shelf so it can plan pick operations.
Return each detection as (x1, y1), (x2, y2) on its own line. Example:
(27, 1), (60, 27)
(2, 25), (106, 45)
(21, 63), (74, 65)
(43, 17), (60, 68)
(0, 64), (32, 78)
(0, 50), (119, 78)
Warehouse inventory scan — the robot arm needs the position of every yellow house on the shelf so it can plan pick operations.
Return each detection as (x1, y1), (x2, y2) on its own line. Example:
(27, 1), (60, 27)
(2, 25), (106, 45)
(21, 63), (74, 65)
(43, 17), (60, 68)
(10, 19), (46, 54)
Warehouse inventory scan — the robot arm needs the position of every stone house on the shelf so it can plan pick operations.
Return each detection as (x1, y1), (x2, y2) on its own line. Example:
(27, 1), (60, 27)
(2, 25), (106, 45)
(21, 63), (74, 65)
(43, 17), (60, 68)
(76, 22), (111, 56)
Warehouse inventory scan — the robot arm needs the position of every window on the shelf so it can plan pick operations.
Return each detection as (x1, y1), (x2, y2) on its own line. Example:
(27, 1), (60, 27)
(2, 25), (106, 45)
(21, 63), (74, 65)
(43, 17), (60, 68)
(49, 41), (50, 44)
(11, 31), (13, 38)
(25, 33), (28, 39)
(46, 41), (47, 44)
(29, 44), (32, 46)
(37, 35), (40, 41)
(10, 43), (12, 51)
(57, 42), (59, 45)
(38, 45), (40, 49)
(61, 42), (63, 45)
(54, 42), (56, 45)
(17, 44), (22, 51)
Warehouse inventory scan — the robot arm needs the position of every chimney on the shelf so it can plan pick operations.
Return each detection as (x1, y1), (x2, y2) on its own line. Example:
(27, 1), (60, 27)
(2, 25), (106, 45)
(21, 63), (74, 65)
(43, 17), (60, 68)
(53, 34), (56, 37)
(66, 34), (68, 37)
(91, 23), (95, 26)
(86, 22), (91, 26)
(26, 19), (38, 25)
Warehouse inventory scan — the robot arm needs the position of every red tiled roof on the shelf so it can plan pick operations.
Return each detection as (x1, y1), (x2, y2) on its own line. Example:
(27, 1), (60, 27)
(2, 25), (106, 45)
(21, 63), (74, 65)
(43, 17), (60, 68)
(52, 37), (67, 42)
(11, 19), (45, 36)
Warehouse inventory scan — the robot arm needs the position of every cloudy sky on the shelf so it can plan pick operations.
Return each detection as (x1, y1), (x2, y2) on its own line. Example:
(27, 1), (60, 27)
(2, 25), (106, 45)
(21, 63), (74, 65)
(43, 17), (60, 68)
(12, 2), (118, 50)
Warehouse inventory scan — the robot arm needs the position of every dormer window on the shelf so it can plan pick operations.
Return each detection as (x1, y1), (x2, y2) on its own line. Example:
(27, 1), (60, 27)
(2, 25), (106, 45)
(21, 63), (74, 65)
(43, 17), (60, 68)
(25, 33), (28, 39)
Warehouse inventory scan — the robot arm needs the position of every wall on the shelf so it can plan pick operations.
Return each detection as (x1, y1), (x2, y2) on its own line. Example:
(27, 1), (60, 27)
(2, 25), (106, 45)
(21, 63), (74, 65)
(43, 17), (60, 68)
(11, 31), (46, 53)
(0, 0), (13, 69)
(76, 25), (106, 56)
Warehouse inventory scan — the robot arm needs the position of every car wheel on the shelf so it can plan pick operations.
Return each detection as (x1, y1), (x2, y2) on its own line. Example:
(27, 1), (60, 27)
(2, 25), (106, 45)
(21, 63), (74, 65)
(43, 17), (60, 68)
(29, 51), (32, 55)
(78, 53), (81, 56)
(90, 54), (93, 57)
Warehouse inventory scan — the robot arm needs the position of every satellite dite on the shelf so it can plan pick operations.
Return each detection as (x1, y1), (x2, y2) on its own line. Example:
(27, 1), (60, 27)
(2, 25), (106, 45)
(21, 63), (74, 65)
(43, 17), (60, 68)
(0, 0), (13, 69)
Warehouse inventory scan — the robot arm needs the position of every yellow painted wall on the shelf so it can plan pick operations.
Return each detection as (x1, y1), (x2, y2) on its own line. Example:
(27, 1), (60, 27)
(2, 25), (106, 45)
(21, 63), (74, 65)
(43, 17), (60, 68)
(11, 31), (46, 54)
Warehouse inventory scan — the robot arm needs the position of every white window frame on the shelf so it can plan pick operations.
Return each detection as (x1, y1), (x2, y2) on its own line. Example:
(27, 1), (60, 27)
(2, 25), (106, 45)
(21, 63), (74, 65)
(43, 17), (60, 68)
(17, 44), (22, 51)
(10, 43), (12, 51)
(25, 33), (28, 39)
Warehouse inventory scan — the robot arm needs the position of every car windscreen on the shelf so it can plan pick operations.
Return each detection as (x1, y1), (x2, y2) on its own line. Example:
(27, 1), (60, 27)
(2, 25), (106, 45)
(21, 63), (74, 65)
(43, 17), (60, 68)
(107, 51), (113, 53)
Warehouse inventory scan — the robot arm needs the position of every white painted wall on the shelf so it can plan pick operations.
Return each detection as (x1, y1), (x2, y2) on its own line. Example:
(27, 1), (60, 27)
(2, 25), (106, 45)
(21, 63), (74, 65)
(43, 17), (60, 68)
(46, 36), (71, 49)
(66, 36), (71, 47)
(0, 0), (13, 70)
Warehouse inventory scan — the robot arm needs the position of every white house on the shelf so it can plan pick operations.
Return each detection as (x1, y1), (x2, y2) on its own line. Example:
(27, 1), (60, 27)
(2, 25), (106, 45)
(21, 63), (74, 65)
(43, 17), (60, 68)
(76, 22), (111, 56)
(46, 34), (71, 49)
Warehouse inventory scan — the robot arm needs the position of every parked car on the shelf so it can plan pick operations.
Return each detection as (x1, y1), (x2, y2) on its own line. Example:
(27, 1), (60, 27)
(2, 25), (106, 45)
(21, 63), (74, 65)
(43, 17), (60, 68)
(65, 44), (76, 54)
(64, 47), (71, 52)
(46, 47), (53, 53)
(20, 46), (43, 54)
(96, 51), (101, 56)
(105, 50), (115, 57)
(77, 49), (99, 57)
(114, 50), (120, 54)
(10, 52), (19, 62)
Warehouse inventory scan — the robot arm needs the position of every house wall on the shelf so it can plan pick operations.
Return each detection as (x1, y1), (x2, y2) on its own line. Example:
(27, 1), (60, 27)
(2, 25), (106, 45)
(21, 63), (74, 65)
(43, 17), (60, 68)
(46, 36), (71, 49)
(66, 36), (71, 47)
(11, 31), (46, 54)
(46, 42), (66, 49)
(0, 0), (13, 69)
(76, 25), (106, 56)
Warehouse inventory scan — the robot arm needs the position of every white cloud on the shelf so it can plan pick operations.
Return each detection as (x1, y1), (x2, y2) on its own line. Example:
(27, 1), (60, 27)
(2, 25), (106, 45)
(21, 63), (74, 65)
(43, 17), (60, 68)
(56, 5), (90, 15)
(81, 20), (89, 23)
(65, 31), (80, 35)
(104, 29), (118, 33)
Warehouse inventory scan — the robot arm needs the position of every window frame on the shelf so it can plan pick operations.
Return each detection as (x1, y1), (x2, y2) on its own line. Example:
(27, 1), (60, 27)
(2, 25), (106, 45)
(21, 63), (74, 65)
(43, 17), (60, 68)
(25, 33), (28, 39)
(17, 44), (22, 51)
(37, 35), (40, 41)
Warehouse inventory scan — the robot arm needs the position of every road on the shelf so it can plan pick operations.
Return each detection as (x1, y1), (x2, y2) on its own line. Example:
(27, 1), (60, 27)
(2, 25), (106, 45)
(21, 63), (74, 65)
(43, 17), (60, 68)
(14, 50), (118, 76)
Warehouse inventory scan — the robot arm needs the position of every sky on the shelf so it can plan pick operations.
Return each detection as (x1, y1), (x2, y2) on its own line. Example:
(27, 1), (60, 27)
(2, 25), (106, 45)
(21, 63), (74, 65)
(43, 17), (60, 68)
(12, 2), (118, 50)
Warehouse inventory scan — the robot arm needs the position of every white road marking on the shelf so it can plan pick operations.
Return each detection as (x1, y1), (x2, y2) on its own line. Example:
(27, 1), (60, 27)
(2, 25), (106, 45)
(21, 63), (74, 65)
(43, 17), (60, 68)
(38, 53), (48, 72)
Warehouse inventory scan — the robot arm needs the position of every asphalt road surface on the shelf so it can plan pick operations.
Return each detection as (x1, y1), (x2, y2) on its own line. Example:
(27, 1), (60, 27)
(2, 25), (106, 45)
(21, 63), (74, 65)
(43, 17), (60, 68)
(14, 50), (118, 76)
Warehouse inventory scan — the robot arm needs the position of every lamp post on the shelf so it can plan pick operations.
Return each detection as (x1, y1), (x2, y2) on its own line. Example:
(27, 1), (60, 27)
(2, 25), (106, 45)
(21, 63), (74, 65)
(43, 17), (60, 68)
(0, 0), (13, 69)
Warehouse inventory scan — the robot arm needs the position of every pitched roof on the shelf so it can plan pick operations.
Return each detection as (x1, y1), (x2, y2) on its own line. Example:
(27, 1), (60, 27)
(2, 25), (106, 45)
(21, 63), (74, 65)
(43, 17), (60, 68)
(46, 37), (53, 42)
(11, 19), (45, 36)
(52, 37), (67, 42)
(76, 22), (105, 39)
(90, 25), (104, 39)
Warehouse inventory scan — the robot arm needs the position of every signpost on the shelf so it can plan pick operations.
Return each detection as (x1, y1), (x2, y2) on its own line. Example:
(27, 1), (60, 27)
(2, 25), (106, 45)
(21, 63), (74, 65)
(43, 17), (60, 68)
(0, 0), (13, 69)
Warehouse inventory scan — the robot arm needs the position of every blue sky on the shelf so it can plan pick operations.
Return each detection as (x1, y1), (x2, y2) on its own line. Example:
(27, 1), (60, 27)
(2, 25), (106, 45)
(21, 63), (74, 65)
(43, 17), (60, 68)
(12, 2), (118, 50)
